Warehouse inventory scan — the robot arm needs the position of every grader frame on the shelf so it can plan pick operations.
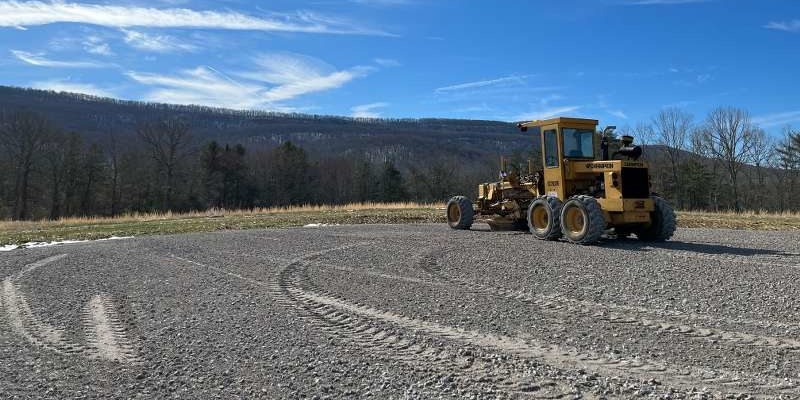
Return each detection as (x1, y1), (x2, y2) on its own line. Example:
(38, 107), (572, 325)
(446, 117), (676, 245)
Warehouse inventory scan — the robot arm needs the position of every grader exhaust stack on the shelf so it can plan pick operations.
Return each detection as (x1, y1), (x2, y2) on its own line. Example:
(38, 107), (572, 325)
(446, 117), (676, 245)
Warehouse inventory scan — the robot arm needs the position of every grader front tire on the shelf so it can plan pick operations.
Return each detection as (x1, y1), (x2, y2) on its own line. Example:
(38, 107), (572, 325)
(527, 196), (563, 240)
(446, 196), (474, 230)
(560, 196), (606, 245)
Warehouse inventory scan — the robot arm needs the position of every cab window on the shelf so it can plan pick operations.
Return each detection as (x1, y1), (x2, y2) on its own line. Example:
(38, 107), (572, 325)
(562, 128), (594, 158)
(543, 129), (558, 168)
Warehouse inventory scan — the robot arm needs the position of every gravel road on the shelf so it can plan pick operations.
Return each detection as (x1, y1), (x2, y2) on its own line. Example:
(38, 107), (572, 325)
(2, 224), (800, 399)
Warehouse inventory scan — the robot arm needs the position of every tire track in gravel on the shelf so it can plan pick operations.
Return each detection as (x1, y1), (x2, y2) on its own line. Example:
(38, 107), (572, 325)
(166, 243), (799, 396)
(1, 254), (139, 363)
(275, 244), (581, 398)
(167, 244), (577, 398)
(414, 251), (800, 396)
(0, 254), (83, 355)
(82, 293), (139, 363)
(434, 258), (800, 352)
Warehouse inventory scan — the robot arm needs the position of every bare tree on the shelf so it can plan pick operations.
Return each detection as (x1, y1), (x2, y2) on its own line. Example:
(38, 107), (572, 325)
(652, 108), (693, 208)
(744, 128), (774, 210)
(632, 122), (656, 147)
(0, 112), (54, 220)
(696, 106), (757, 211)
(42, 133), (67, 220)
(105, 127), (122, 216)
(774, 125), (800, 210)
(137, 118), (193, 210)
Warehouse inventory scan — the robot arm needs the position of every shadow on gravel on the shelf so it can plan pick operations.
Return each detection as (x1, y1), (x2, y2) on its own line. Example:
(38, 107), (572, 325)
(609, 238), (795, 257)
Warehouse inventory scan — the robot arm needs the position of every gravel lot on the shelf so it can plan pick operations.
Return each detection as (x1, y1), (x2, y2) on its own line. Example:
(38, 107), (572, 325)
(2, 224), (800, 399)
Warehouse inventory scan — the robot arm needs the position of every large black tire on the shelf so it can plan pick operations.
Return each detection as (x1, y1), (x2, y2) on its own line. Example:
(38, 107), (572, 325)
(560, 195), (606, 245)
(527, 196), (563, 240)
(634, 196), (676, 242)
(446, 196), (473, 230)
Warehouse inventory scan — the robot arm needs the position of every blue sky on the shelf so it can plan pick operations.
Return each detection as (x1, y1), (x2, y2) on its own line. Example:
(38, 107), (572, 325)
(0, 0), (798, 133)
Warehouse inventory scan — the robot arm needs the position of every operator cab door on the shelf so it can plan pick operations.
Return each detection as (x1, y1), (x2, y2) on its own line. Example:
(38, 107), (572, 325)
(540, 123), (565, 199)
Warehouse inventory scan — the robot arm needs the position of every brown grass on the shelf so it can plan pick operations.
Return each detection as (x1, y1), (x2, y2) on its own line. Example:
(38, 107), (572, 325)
(1, 202), (798, 246)
(0, 202), (443, 231)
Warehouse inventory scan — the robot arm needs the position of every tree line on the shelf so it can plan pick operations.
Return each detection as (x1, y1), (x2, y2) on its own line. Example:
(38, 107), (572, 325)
(0, 111), (489, 220)
(620, 106), (799, 212)
(1, 106), (799, 221)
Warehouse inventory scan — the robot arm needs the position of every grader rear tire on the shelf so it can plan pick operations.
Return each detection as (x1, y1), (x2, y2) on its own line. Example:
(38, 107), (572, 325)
(634, 196), (676, 242)
(446, 196), (474, 230)
(560, 195), (606, 245)
(527, 196), (563, 240)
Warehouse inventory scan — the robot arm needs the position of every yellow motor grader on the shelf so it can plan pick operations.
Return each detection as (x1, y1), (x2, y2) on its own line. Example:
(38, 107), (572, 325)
(446, 117), (676, 245)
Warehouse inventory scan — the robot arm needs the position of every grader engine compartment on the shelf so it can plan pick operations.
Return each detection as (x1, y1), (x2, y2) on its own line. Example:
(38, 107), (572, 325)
(446, 116), (676, 245)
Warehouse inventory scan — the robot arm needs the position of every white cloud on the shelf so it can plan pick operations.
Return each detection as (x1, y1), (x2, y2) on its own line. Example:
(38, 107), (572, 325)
(122, 29), (197, 53)
(32, 79), (114, 97)
(752, 111), (800, 128)
(512, 106), (582, 122)
(351, 102), (389, 118)
(128, 54), (372, 109)
(240, 53), (374, 103)
(11, 49), (108, 68)
(374, 58), (401, 67)
(83, 36), (113, 56)
(764, 20), (800, 33)
(127, 67), (265, 109)
(0, 1), (392, 35)
(435, 75), (529, 93)
(608, 109), (629, 120)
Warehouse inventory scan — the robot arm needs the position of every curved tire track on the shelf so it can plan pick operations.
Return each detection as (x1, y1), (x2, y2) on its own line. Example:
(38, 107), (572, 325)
(169, 245), (577, 398)
(1, 254), (139, 363)
(0, 255), (82, 354)
(414, 252), (799, 396)
(424, 255), (800, 351)
(167, 244), (800, 396)
(82, 293), (140, 363)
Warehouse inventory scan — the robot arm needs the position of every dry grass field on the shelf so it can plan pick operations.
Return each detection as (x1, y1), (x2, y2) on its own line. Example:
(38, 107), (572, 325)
(1, 203), (799, 245)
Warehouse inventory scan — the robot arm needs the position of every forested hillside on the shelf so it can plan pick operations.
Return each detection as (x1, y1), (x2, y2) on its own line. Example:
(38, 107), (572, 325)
(0, 86), (798, 221)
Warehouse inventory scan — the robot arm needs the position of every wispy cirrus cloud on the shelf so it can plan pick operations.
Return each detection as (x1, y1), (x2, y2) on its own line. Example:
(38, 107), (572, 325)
(239, 53), (374, 103)
(127, 67), (264, 109)
(127, 53), (373, 109)
(608, 109), (629, 120)
(11, 49), (109, 68)
(764, 20), (800, 33)
(374, 58), (401, 67)
(0, 1), (393, 36)
(752, 111), (800, 128)
(122, 29), (197, 53)
(435, 75), (530, 94)
(32, 79), (115, 97)
(82, 36), (113, 56)
(351, 102), (389, 118)
(512, 106), (582, 122)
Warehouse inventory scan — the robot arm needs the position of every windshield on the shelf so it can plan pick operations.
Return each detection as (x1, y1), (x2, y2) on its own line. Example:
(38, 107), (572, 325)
(562, 128), (594, 158)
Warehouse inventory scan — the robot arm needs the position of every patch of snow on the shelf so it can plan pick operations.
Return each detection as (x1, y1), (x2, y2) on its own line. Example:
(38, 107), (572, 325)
(0, 236), (133, 252)
(303, 223), (339, 228)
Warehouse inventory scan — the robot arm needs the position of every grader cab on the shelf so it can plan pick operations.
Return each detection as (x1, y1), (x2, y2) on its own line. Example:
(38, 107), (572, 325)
(446, 117), (676, 245)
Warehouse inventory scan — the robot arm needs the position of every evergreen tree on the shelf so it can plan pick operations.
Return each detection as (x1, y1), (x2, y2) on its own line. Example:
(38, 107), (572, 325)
(379, 161), (407, 202)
